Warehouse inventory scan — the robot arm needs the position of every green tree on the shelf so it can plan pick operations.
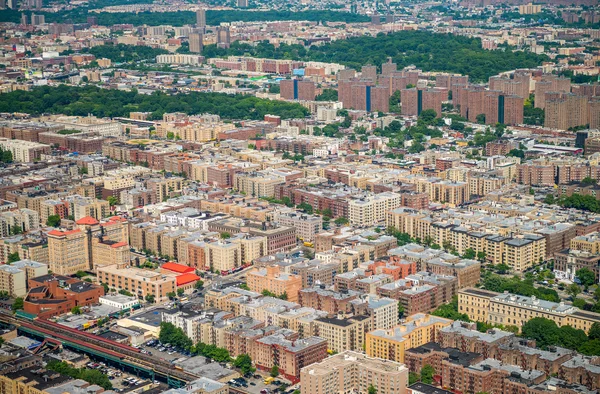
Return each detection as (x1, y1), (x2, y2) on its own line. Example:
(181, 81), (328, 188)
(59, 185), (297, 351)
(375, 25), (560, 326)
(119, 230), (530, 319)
(145, 294), (155, 303)
(177, 288), (185, 296)
(576, 268), (596, 290)
(588, 322), (600, 340)
(463, 248), (476, 259)
(559, 325), (588, 350)
(195, 280), (204, 290)
(315, 88), (338, 101)
(239, 283), (250, 290)
(398, 301), (405, 319)
(167, 291), (176, 300)
(71, 306), (82, 315)
(419, 109), (437, 124)
(567, 283), (582, 299)
(159, 322), (193, 350)
(270, 364), (279, 377)
(408, 372), (420, 385)
(420, 364), (435, 384)
(107, 196), (118, 207)
(334, 217), (349, 226)
(297, 202), (313, 214)
(7, 252), (20, 263)
(431, 296), (470, 321)
(521, 317), (560, 349)
(368, 384), (377, 394)
(476, 113), (486, 124)
(46, 215), (62, 227)
(233, 354), (256, 375)
(220, 232), (231, 239)
(476, 251), (487, 262)
(544, 194), (555, 205)
(12, 297), (24, 311)
(581, 177), (597, 186)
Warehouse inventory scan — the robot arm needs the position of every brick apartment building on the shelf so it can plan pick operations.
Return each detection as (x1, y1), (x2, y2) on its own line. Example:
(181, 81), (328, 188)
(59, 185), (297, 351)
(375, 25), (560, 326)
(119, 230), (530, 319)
(280, 79), (317, 101)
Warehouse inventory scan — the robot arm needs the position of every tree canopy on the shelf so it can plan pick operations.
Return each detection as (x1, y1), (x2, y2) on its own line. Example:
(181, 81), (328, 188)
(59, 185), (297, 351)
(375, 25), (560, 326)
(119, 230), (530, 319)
(0, 85), (309, 120)
(204, 31), (548, 82)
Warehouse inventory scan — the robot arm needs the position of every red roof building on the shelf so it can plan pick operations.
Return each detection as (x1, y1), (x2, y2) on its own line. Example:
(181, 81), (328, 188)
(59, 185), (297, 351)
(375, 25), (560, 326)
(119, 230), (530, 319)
(161, 262), (195, 274)
(75, 216), (99, 226)
(176, 273), (201, 286)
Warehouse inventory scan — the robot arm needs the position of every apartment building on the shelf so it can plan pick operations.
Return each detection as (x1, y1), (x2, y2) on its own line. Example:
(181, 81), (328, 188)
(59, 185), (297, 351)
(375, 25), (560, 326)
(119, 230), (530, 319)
(91, 239), (130, 271)
(233, 172), (285, 198)
(252, 333), (327, 383)
(47, 228), (88, 276)
(348, 192), (402, 226)
(98, 263), (177, 303)
(247, 265), (302, 302)
(366, 313), (453, 363)
(0, 208), (39, 237)
(300, 351), (408, 394)
(277, 212), (322, 242)
(313, 315), (371, 353)
(280, 79), (317, 101)
(0, 138), (50, 162)
(298, 287), (361, 315)
(0, 259), (47, 297)
(458, 288), (600, 334)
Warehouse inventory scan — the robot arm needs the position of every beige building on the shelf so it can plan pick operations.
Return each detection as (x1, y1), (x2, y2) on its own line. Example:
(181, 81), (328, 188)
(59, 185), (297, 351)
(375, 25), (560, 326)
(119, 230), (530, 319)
(313, 316), (371, 353)
(98, 263), (177, 303)
(71, 199), (110, 221)
(47, 228), (89, 275)
(0, 259), (48, 297)
(503, 235), (546, 271)
(204, 241), (242, 272)
(366, 313), (453, 363)
(233, 172), (284, 198)
(0, 138), (51, 162)
(570, 232), (600, 254)
(348, 192), (402, 226)
(459, 287), (600, 334)
(247, 265), (302, 302)
(0, 265), (25, 297)
(300, 351), (408, 394)
(92, 239), (130, 271)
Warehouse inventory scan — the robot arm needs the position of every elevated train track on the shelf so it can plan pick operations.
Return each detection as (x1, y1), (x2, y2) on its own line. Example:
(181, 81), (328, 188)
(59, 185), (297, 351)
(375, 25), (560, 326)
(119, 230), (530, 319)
(0, 312), (199, 387)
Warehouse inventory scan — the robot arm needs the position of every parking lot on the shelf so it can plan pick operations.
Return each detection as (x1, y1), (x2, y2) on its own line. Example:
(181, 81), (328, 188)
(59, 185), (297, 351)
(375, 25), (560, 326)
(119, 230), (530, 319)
(136, 340), (299, 394)
(228, 373), (298, 394)
(84, 361), (159, 393)
(139, 339), (192, 362)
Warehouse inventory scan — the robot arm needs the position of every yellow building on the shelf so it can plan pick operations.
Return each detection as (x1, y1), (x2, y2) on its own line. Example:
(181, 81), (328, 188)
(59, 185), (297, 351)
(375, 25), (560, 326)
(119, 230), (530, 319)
(570, 232), (600, 254)
(503, 234), (546, 271)
(365, 313), (453, 363)
(313, 316), (371, 353)
(247, 265), (302, 302)
(92, 239), (130, 271)
(205, 241), (242, 272)
(47, 228), (88, 275)
(98, 263), (177, 303)
(0, 366), (72, 394)
(459, 287), (600, 334)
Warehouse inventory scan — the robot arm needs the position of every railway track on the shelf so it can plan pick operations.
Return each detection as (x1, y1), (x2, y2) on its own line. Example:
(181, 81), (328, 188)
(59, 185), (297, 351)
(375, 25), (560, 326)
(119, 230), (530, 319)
(0, 312), (198, 383)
